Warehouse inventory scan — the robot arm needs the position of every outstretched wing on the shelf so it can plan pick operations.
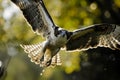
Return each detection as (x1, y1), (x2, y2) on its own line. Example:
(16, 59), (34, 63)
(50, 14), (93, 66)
(66, 24), (120, 51)
(11, 0), (55, 37)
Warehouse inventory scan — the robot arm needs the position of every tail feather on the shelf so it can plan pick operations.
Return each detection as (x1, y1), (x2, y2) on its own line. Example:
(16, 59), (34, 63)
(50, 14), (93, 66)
(20, 43), (62, 67)
(20, 43), (44, 64)
(20, 43), (42, 53)
(51, 53), (62, 66)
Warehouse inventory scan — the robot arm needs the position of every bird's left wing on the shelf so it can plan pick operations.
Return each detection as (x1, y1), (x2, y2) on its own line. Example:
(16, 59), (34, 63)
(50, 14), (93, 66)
(65, 24), (120, 51)
(11, 0), (64, 67)
(11, 0), (56, 37)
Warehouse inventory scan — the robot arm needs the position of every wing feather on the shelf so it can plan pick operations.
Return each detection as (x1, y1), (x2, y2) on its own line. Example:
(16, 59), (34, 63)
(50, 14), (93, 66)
(66, 24), (120, 51)
(11, 0), (55, 37)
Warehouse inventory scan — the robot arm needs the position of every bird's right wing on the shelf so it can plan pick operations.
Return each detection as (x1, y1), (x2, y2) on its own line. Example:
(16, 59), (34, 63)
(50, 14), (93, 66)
(65, 24), (120, 51)
(11, 0), (56, 38)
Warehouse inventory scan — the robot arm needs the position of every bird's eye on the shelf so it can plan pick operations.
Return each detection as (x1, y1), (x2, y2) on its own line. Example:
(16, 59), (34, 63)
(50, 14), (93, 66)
(54, 27), (62, 36)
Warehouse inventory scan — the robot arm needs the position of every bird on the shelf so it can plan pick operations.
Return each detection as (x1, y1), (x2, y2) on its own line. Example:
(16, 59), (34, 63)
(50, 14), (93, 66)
(11, 0), (120, 67)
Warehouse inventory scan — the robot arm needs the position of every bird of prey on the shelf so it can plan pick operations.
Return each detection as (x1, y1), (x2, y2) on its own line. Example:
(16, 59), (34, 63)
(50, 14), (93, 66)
(11, 0), (120, 67)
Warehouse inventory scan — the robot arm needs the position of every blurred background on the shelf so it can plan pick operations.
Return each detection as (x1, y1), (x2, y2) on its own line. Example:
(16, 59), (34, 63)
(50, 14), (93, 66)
(0, 0), (120, 80)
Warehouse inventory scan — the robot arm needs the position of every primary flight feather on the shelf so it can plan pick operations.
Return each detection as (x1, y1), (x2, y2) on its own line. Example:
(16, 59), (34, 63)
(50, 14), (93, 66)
(11, 0), (120, 67)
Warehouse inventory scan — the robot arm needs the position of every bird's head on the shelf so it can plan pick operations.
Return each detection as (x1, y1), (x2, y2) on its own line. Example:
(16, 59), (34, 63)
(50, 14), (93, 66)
(56, 29), (67, 41)
(54, 27), (67, 37)
(53, 27), (68, 47)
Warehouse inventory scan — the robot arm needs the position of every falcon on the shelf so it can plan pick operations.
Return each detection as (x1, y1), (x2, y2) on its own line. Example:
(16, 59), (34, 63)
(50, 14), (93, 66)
(11, 0), (120, 67)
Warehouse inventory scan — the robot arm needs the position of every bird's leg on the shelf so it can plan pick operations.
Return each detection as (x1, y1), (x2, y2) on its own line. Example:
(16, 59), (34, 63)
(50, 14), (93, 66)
(41, 48), (61, 67)
(39, 40), (51, 67)
(43, 49), (52, 67)
(40, 48), (53, 67)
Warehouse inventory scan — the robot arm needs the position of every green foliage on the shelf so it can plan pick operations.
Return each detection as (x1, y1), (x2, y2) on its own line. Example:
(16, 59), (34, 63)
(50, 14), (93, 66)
(0, 0), (120, 80)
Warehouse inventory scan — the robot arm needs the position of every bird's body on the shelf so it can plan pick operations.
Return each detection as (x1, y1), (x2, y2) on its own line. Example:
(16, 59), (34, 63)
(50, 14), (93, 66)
(11, 0), (120, 67)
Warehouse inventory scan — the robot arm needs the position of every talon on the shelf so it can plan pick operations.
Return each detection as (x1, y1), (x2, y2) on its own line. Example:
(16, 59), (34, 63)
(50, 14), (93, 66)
(46, 59), (52, 66)
(40, 59), (52, 67)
